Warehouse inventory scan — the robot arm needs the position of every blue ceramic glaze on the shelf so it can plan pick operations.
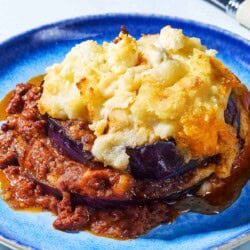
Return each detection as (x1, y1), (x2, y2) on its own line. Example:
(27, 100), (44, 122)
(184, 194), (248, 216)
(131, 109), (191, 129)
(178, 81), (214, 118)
(0, 14), (249, 250)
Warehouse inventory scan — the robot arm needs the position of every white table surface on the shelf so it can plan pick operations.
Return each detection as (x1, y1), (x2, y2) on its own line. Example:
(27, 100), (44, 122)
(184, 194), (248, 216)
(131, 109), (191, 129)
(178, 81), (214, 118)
(0, 0), (249, 249)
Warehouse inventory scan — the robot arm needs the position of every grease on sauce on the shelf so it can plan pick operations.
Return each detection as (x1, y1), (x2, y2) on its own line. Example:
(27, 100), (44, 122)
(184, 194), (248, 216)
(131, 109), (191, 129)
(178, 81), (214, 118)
(176, 141), (250, 214)
(0, 91), (14, 121)
(0, 169), (10, 191)
(0, 74), (44, 121)
(0, 74), (249, 222)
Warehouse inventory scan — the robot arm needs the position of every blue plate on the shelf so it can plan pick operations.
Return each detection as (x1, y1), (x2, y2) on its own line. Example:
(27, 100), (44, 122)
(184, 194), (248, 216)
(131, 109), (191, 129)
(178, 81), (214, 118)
(0, 14), (249, 250)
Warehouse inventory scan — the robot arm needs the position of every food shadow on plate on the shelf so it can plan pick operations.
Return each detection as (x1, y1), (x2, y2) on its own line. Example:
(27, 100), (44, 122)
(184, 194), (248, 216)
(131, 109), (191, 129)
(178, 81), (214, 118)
(141, 182), (250, 240)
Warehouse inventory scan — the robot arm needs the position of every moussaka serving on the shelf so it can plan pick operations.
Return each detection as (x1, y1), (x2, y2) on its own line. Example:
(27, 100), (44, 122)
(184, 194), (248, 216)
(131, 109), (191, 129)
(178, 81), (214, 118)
(0, 26), (249, 239)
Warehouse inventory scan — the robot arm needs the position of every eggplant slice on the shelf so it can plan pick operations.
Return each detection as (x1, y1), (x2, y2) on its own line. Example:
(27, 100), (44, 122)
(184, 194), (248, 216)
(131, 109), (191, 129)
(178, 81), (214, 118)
(0, 83), (249, 239)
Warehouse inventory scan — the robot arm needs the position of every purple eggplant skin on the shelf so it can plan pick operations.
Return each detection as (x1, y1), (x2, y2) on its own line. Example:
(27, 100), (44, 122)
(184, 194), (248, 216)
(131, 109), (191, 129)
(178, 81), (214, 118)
(224, 94), (241, 136)
(48, 117), (220, 182)
(36, 177), (210, 209)
(126, 140), (220, 181)
(48, 118), (93, 165)
(126, 140), (182, 180)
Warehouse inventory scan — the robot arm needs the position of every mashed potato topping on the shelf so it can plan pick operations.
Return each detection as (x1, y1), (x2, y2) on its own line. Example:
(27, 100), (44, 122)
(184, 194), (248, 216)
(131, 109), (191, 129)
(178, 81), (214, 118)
(38, 26), (241, 170)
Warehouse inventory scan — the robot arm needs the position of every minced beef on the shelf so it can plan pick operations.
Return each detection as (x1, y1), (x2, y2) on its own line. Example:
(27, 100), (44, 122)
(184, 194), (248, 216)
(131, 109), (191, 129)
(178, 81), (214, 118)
(0, 83), (249, 239)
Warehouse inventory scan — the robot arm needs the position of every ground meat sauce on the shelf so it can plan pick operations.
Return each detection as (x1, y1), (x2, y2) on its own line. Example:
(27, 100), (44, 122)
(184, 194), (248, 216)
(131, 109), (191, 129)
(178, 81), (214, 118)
(0, 82), (249, 239)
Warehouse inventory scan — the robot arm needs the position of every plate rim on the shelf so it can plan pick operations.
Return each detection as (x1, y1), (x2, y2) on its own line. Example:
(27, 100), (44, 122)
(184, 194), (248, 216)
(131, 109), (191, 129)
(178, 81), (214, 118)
(0, 235), (29, 250)
(0, 13), (249, 250)
(0, 13), (249, 48)
(216, 231), (250, 250)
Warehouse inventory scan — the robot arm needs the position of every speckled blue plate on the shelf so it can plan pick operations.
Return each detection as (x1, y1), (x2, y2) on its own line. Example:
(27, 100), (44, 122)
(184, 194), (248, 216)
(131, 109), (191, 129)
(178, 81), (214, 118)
(0, 14), (249, 250)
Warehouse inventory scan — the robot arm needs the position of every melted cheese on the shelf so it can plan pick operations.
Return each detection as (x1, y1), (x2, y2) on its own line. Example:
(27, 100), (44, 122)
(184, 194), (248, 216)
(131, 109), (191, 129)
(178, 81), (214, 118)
(38, 26), (241, 170)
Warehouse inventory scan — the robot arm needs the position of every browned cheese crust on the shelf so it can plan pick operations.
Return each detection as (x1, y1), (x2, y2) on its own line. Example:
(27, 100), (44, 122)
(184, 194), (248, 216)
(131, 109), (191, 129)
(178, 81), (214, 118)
(0, 83), (249, 239)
